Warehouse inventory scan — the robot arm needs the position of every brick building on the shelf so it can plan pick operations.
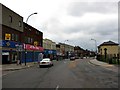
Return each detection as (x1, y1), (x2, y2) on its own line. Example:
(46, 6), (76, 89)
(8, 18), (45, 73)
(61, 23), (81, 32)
(43, 38), (56, 60)
(56, 43), (74, 59)
(1, 3), (43, 64)
(1, 3), (23, 64)
(22, 23), (43, 63)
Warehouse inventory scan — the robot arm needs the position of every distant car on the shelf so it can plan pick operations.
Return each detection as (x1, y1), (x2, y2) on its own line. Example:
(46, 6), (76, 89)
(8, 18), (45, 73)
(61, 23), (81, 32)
(70, 56), (75, 60)
(39, 58), (53, 67)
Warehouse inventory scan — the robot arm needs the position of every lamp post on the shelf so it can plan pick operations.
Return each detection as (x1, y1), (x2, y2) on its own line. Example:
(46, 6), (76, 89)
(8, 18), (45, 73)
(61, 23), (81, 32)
(26, 12), (37, 23)
(91, 38), (97, 57)
(64, 40), (68, 59)
(25, 12), (37, 66)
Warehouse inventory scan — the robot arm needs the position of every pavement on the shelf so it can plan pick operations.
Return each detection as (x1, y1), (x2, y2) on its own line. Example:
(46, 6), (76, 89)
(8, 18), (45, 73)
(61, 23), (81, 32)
(1, 62), (38, 71)
(0, 59), (119, 72)
(89, 59), (119, 72)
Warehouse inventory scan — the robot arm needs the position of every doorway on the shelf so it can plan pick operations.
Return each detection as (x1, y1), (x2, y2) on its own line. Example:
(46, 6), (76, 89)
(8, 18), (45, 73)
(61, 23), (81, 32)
(2, 55), (9, 64)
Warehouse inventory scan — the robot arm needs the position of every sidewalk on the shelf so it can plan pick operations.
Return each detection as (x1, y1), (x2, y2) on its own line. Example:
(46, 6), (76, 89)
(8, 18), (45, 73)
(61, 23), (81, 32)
(89, 59), (118, 72)
(1, 62), (38, 71)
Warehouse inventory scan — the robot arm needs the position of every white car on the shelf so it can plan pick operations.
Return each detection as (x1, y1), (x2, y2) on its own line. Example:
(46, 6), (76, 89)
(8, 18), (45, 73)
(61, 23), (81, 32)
(39, 58), (53, 67)
(70, 56), (75, 61)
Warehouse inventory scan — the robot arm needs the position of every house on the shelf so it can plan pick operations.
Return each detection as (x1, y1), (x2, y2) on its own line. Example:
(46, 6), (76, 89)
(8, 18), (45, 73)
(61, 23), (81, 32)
(43, 38), (56, 59)
(98, 41), (119, 56)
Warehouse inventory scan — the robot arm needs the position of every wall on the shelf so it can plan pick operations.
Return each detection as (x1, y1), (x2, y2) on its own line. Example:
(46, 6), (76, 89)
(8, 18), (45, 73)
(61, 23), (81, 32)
(2, 4), (23, 32)
(99, 45), (118, 55)
(22, 23), (43, 47)
(43, 39), (56, 50)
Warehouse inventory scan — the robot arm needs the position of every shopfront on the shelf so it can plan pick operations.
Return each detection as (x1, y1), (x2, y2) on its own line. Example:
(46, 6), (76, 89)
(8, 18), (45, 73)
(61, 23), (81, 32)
(43, 49), (57, 60)
(2, 40), (22, 64)
(22, 44), (44, 63)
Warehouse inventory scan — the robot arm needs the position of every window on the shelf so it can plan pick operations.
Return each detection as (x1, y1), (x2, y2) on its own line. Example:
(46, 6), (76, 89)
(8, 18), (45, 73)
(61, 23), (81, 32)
(24, 37), (33, 44)
(28, 37), (31, 43)
(9, 15), (12, 23)
(31, 38), (33, 43)
(15, 34), (18, 41)
(25, 37), (27, 43)
(36, 31), (38, 34)
(19, 21), (22, 27)
(28, 28), (32, 31)
(11, 34), (15, 41)
(36, 31), (39, 35)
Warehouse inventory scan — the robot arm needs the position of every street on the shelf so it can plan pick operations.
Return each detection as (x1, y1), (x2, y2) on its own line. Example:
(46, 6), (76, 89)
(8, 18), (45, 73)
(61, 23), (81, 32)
(2, 58), (118, 88)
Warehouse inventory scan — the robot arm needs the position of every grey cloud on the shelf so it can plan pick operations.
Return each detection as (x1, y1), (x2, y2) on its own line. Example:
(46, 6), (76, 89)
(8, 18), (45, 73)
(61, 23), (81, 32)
(67, 2), (117, 16)
(91, 20), (117, 36)
(63, 20), (117, 36)
(58, 18), (117, 46)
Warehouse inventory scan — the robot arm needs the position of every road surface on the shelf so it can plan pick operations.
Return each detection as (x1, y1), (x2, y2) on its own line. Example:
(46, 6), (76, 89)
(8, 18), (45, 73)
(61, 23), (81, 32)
(2, 58), (118, 88)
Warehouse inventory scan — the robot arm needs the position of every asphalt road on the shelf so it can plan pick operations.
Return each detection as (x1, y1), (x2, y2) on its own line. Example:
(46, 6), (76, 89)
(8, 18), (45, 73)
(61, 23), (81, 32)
(2, 58), (118, 88)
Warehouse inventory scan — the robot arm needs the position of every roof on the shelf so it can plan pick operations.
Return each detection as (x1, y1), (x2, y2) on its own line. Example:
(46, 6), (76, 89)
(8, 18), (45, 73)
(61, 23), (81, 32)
(99, 41), (119, 46)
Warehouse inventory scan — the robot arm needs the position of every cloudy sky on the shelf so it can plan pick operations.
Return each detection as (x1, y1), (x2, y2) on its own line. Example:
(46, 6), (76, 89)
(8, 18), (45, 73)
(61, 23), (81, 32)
(1, 0), (119, 51)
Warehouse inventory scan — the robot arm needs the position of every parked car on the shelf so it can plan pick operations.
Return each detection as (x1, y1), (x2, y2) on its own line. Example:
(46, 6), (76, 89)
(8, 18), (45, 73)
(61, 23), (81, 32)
(70, 56), (75, 61)
(75, 56), (79, 59)
(39, 58), (53, 68)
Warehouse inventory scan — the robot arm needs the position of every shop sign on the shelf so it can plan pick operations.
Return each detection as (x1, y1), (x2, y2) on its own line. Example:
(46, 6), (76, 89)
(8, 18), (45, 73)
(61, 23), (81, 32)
(2, 40), (22, 48)
(5, 34), (11, 40)
(48, 50), (53, 54)
(24, 44), (44, 51)
(34, 41), (38, 46)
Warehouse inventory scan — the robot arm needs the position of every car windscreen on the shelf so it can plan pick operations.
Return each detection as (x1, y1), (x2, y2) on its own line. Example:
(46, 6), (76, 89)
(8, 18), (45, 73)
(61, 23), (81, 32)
(42, 59), (50, 62)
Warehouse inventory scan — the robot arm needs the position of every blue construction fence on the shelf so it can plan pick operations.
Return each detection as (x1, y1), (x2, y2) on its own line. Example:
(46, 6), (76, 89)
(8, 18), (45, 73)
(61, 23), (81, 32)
(2, 49), (57, 64)
(21, 51), (42, 63)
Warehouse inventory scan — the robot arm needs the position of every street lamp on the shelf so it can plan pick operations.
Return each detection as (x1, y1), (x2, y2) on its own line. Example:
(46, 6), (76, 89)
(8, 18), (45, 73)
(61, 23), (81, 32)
(26, 12), (37, 23)
(91, 38), (97, 56)
(24, 12), (37, 66)
(64, 40), (68, 59)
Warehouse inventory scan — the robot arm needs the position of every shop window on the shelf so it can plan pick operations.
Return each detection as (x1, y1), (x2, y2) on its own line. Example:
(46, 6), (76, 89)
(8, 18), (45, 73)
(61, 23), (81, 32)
(12, 52), (17, 63)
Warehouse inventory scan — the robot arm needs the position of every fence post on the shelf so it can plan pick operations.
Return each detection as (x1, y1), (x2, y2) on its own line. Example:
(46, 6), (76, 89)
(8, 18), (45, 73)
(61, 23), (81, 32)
(109, 54), (112, 64)
(114, 54), (116, 64)
(117, 54), (119, 64)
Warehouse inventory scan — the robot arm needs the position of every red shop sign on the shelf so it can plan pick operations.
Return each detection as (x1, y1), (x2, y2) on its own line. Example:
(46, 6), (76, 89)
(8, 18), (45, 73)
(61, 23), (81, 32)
(23, 44), (44, 51)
